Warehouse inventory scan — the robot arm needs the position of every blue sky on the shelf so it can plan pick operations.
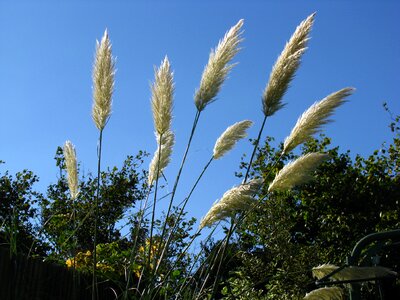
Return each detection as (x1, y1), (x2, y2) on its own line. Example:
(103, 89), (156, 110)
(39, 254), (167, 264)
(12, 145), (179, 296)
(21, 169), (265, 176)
(0, 1), (399, 234)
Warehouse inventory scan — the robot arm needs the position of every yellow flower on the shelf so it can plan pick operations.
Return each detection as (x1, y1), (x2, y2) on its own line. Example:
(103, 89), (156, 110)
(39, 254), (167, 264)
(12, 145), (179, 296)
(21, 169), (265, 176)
(66, 258), (73, 268)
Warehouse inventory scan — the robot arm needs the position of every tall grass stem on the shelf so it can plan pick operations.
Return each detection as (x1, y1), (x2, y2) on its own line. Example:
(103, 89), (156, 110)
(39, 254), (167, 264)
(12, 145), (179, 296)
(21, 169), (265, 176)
(92, 129), (103, 300)
(156, 109), (201, 265)
(154, 156), (214, 277)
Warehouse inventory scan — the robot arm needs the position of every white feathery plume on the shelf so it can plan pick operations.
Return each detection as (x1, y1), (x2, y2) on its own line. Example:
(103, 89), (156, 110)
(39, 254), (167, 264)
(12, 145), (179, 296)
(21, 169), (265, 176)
(283, 88), (354, 154)
(312, 264), (397, 281)
(92, 29), (115, 131)
(194, 20), (244, 112)
(148, 130), (175, 185)
(304, 287), (343, 300)
(213, 120), (253, 159)
(262, 13), (315, 117)
(63, 141), (79, 200)
(151, 56), (174, 135)
(268, 153), (330, 192)
(312, 264), (340, 280)
(200, 178), (262, 228)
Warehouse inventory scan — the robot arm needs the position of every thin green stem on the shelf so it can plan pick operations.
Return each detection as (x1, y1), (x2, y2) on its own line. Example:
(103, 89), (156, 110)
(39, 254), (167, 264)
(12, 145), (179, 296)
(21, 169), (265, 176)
(123, 191), (151, 300)
(154, 156), (214, 276)
(143, 110), (201, 299)
(92, 129), (103, 300)
(209, 115), (268, 298)
(243, 115), (267, 183)
(209, 219), (235, 298)
(160, 110), (201, 241)
(175, 225), (218, 298)
(150, 224), (218, 300)
(147, 133), (164, 271)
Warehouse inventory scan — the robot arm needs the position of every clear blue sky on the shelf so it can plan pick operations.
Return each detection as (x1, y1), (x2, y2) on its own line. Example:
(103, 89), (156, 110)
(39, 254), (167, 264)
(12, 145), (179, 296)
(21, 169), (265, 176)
(0, 1), (399, 233)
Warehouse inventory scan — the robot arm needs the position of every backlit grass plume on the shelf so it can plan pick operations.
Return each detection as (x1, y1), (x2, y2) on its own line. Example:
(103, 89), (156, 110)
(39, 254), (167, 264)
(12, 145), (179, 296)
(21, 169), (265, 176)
(200, 178), (262, 228)
(312, 264), (397, 281)
(151, 56), (174, 135)
(268, 152), (329, 192)
(92, 29), (115, 131)
(213, 120), (253, 159)
(304, 287), (343, 300)
(283, 88), (354, 154)
(194, 19), (244, 112)
(148, 130), (175, 185)
(312, 264), (340, 280)
(63, 140), (79, 200)
(262, 13), (315, 117)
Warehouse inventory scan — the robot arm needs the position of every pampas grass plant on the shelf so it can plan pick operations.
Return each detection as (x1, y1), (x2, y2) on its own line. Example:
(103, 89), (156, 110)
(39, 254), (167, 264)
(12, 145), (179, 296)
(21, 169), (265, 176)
(243, 12), (315, 185)
(91, 29), (115, 300)
(201, 13), (324, 297)
(58, 12), (354, 299)
(150, 21), (245, 293)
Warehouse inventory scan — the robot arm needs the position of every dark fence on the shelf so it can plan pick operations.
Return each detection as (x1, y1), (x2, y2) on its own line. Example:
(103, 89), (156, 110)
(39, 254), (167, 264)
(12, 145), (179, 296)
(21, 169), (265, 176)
(0, 247), (118, 300)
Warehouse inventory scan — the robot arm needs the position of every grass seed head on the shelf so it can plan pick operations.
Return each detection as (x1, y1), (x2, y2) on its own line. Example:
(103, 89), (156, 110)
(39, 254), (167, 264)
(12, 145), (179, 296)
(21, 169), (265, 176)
(151, 56), (174, 135)
(63, 140), (79, 200)
(283, 87), (354, 154)
(92, 29), (115, 131)
(200, 178), (262, 228)
(268, 152), (330, 192)
(304, 287), (343, 300)
(213, 120), (253, 159)
(194, 19), (244, 112)
(262, 13), (315, 117)
(148, 130), (175, 185)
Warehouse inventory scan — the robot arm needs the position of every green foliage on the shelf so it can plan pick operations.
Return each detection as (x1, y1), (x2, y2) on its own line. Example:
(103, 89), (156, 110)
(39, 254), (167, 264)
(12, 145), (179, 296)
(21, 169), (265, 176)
(40, 148), (148, 257)
(0, 164), (48, 256)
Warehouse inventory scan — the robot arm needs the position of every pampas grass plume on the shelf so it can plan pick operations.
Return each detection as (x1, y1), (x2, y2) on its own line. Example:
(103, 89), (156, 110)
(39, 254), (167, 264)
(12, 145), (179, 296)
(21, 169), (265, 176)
(63, 140), (79, 200)
(262, 13), (315, 117)
(194, 19), (244, 112)
(304, 287), (343, 300)
(268, 152), (329, 192)
(151, 56), (174, 135)
(148, 130), (175, 185)
(92, 29), (115, 131)
(312, 264), (397, 281)
(312, 264), (340, 280)
(283, 87), (354, 154)
(213, 120), (253, 159)
(200, 178), (262, 228)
